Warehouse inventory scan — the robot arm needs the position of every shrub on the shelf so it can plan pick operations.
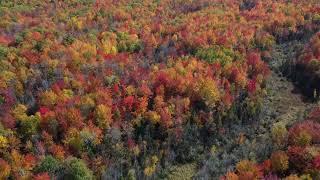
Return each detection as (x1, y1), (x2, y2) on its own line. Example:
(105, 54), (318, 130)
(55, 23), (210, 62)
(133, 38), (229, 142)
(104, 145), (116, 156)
(116, 32), (142, 53)
(0, 135), (8, 149)
(143, 156), (159, 177)
(0, 159), (10, 179)
(40, 91), (58, 107)
(224, 172), (239, 180)
(197, 78), (220, 108)
(63, 35), (75, 46)
(18, 113), (40, 139)
(34, 155), (60, 176)
(288, 121), (320, 145)
(12, 104), (28, 121)
(94, 104), (112, 129)
(195, 45), (235, 65)
(255, 32), (275, 51)
(292, 131), (312, 147)
(34, 172), (51, 180)
(271, 151), (289, 172)
(0, 95), (4, 105)
(285, 175), (300, 180)
(0, 45), (8, 60)
(271, 123), (288, 147)
(287, 146), (313, 171)
(236, 160), (262, 179)
(64, 128), (84, 153)
(61, 157), (94, 180)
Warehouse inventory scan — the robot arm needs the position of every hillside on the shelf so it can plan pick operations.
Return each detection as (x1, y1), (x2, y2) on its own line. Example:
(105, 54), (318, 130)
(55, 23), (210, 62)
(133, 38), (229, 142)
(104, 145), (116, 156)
(0, 0), (320, 179)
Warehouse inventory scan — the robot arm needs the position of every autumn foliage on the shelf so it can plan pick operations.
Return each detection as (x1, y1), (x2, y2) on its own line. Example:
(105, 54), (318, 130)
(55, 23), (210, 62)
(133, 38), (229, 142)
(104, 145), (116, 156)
(224, 107), (320, 179)
(0, 0), (320, 179)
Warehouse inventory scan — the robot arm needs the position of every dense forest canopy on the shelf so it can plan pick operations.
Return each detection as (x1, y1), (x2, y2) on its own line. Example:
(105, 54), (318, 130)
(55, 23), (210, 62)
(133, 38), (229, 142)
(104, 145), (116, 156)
(1, 0), (320, 179)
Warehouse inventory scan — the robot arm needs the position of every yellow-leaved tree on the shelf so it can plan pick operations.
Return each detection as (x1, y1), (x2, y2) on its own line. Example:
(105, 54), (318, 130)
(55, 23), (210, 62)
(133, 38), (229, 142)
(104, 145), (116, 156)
(100, 32), (118, 55)
(94, 104), (112, 129)
(197, 78), (220, 108)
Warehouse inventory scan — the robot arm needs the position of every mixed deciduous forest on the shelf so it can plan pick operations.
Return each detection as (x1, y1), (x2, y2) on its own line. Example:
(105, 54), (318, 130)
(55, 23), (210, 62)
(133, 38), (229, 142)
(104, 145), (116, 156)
(1, 0), (320, 179)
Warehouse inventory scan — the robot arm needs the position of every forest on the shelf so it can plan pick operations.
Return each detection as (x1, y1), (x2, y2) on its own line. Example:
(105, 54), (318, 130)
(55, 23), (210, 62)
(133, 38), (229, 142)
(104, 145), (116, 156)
(1, 0), (320, 179)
